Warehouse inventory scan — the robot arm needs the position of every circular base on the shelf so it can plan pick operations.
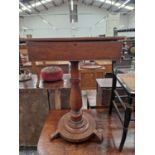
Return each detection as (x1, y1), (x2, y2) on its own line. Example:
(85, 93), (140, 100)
(57, 112), (96, 142)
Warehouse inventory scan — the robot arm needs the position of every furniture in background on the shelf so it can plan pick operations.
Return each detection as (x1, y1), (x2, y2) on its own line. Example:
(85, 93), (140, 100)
(19, 41), (70, 145)
(22, 61), (70, 74)
(19, 75), (49, 146)
(86, 78), (124, 109)
(39, 74), (71, 110)
(19, 43), (29, 64)
(96, 78), (122, 108)
(79, 66), (105, 90)
(86, 90), (97, 109)
(109, 67), (135, 151)
(19, 74), (71, 146)
(95, 60), (112, 74)
(113, 28), (135, 37)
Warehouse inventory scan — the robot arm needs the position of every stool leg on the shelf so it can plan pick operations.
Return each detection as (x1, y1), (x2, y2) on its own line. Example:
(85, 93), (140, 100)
(119, 97), (132, 151)
(109, 74), (116, 115)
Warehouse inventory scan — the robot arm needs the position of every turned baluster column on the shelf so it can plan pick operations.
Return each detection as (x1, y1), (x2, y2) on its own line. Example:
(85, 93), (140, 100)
(69, 61), (83, 123)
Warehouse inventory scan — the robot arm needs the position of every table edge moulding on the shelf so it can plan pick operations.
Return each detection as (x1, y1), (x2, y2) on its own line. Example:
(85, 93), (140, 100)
(27, 37), (124, 143)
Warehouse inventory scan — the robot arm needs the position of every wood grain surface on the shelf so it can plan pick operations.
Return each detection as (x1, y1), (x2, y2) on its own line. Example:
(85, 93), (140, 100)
(27, 37), (123, 61)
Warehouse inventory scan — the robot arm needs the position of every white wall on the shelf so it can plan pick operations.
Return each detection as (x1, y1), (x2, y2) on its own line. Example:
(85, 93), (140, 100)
(19, 3), (135, 38)
(106, 13), (120, 36)
(118, 12), (135, 37)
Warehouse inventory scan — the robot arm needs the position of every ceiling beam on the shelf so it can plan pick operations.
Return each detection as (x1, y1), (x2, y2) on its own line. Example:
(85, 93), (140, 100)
(115, 4), (128, 12)
(39, 0), (48, 10)
(107, 0), (119, 11)
(114, 0), (132, 12)
(52, 1), (57, 6)
(19, 5), (31, 15)
(107, 0), (112, 11)
(99, 0), (106, 8)
(27, 1), (40, 13)
(124, 8), (135, 14)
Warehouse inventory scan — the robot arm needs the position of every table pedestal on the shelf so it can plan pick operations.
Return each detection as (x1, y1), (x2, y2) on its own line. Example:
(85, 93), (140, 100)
(51, 111), (103, 142)
(50, 61), (103, 142)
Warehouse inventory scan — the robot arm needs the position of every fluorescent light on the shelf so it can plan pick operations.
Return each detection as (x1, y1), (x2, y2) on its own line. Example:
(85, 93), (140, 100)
(19, 2), (32, 12)
(124, 5), (134, 10)
(98, 0), (134, 10)
(114, 3), (121, 7)
(19, 0), (52, 13)
(41, 0), (47, 4)
(71, 0), (74, 11)
(45, 0), (52, 2)
(118, 0), (131, 9)
(123, 0), (131, 5)
(103, 0), (112, 5)
(30, 2), (42, 8)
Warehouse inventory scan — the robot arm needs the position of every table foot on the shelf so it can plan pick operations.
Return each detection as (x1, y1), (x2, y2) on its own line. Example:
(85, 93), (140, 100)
(50, 130), (60, 141)
(93, 130), (103, 143)
(50, 111), (103, 143)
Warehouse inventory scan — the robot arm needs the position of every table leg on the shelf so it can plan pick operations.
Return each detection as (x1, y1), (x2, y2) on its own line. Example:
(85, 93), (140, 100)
(50, 61), (103, 143)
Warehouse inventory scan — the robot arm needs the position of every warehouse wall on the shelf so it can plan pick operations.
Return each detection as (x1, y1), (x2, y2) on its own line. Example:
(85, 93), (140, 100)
(118, 12), (135, 37)
(19, 3), (135, 38)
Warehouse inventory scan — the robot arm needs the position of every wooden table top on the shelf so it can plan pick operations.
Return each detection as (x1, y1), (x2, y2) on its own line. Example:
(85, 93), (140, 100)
(38, 109), (134, 155)
(117, 73), (135, 94)
(23, 61), (70, 67)
(27, 37), (123, 61)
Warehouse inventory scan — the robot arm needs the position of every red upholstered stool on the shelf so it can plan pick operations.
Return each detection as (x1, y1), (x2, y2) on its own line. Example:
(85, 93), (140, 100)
(40, 66), (63, 82)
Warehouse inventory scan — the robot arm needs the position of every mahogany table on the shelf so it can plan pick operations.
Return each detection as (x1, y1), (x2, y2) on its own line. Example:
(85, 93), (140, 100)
(27, 37), (123, 143)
